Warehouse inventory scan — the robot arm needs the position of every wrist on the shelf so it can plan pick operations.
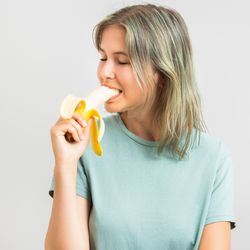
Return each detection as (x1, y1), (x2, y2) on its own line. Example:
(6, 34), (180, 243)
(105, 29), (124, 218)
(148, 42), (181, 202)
(54, 158), (78, 167)
(54, 161), (78, 175)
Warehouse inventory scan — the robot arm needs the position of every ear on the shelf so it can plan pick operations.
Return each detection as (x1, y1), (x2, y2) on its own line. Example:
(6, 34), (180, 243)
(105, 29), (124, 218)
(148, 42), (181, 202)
(154, 71), (164, 89)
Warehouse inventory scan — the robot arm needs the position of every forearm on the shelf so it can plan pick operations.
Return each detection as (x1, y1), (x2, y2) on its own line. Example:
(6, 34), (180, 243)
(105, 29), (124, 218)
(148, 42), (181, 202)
(45, 164), (86, 250)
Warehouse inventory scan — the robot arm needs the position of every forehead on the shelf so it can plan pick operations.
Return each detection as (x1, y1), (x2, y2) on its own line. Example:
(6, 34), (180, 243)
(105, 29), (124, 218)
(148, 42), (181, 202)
(99, 25), (127, 52)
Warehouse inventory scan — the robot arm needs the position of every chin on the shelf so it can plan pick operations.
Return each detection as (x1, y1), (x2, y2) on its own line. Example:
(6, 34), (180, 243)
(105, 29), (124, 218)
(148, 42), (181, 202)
(104, 105), (119, 113)
(104, 103), (125, 114)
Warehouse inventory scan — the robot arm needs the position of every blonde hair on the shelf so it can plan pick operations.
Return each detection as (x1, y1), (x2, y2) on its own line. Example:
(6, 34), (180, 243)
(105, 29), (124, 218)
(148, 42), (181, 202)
(93, 4), (208, 160)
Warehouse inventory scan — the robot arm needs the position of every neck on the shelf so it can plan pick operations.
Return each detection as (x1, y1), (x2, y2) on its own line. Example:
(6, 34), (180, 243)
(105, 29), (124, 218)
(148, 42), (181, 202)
(120, 109), (160, 141)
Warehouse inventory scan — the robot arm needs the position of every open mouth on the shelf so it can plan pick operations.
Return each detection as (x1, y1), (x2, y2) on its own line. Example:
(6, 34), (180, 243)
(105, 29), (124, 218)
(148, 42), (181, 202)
(108, 90), (123, 102)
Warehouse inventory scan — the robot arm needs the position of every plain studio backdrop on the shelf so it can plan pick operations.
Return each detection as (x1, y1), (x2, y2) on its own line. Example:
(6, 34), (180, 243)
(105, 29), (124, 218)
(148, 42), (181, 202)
(0, 0), (249, 249)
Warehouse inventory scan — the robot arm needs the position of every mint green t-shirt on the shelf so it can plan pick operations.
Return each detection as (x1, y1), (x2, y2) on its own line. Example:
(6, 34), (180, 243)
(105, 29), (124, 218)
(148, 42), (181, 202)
(49, 113), (236, 250)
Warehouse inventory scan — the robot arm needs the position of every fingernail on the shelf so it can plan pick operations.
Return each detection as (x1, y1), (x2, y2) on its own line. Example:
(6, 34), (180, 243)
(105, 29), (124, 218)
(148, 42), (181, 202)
(82, 120), (87, 127)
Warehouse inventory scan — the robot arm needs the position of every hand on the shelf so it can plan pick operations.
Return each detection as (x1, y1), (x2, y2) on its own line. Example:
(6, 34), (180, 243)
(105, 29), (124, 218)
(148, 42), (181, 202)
(50, 112), (93, 168)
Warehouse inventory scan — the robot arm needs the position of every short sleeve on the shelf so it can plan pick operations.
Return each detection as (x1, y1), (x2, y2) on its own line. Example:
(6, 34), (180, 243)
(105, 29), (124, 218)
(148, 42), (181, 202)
(205, 152), (236, 229)
(48, 158), (92, 201)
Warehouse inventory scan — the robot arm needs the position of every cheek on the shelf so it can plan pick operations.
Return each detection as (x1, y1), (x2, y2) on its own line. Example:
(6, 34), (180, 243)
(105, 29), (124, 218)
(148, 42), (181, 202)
(119, 68), (137, 85)
(125, 82), (144, 100)
(96, 63), (102, 80)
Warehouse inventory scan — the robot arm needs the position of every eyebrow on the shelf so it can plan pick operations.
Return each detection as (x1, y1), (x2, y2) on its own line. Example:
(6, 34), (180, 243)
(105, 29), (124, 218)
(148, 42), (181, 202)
(99, 47), (128, 56)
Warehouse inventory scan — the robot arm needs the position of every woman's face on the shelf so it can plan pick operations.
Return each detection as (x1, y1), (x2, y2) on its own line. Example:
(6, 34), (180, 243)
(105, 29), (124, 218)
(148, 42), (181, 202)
(97, 24), (158, 115)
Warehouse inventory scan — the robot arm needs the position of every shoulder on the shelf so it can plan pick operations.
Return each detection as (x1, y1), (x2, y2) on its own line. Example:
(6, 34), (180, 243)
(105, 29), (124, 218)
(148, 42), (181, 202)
(192, 130), (231, 159)
(187, 130), (232, 174)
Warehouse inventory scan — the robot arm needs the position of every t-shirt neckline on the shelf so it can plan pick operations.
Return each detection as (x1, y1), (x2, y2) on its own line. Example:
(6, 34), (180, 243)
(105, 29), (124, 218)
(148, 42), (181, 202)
(114, 113), (160, 147)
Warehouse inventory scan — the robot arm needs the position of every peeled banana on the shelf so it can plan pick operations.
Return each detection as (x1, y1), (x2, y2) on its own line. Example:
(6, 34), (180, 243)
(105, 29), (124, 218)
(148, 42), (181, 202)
(60, 86), (119, 156)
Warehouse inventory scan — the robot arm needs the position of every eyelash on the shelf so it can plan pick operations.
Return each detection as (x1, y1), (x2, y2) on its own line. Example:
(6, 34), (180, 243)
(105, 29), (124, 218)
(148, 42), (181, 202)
(99, 58), (129, 65)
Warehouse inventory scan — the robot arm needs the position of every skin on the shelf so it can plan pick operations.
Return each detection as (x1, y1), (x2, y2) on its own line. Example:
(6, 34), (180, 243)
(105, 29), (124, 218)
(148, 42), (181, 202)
(97, 24), (161, 141)
(97, 24), (231, 249)
(199, 222), (231, 250)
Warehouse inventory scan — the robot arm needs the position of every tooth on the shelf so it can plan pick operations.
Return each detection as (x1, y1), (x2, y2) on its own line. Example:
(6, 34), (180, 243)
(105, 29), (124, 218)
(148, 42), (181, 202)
(60, 86), (119, 156)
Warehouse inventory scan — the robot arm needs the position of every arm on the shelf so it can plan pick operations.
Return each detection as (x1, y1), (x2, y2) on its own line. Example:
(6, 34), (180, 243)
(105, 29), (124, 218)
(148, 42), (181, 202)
(45, 166), (91, 250)
(198, 221), (231, 250)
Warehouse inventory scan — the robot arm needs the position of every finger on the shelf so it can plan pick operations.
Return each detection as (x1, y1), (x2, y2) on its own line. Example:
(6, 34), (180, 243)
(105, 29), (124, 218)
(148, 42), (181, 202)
(52, 122), (80, 142)
(69, 118), (85, 140)
(66, 124), (81, 142)
(82, 118), (94, 138)
(72, 112), (88, 128)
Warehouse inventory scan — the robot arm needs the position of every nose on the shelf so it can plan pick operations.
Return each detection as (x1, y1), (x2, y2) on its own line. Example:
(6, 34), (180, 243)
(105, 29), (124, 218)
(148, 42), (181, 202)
(101, 61), (116, 80)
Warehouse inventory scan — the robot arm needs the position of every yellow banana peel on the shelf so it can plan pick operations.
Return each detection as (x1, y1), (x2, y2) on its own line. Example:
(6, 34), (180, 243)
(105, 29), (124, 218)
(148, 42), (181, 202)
(60, 86), (119, 156)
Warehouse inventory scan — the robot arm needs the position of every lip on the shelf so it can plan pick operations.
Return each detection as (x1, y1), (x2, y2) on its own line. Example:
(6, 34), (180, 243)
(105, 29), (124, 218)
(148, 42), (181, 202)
(102, 83), (122, 92)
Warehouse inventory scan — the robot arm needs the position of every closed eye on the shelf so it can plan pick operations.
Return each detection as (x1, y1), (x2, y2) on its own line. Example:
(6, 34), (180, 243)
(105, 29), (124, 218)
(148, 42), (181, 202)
(118, 61), (129, 65)
(99, 57), (130, 65)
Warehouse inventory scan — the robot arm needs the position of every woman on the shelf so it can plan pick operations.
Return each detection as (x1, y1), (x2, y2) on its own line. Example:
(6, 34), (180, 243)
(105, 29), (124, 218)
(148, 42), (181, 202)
(45, 4), (236, 250)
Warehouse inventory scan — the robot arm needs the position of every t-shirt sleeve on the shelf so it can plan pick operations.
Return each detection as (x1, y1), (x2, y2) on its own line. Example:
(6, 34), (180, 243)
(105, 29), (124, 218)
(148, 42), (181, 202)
(48, 158), (91, 201)
(205, 150), (236, 229)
